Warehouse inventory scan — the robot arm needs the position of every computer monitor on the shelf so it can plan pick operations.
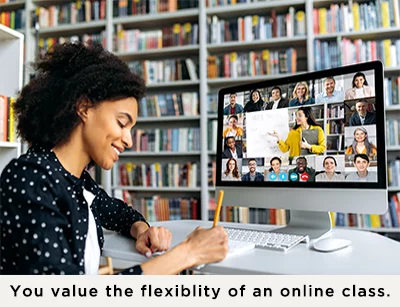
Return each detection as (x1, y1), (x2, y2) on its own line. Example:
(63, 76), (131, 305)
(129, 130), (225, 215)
(216, 61), (387, 240)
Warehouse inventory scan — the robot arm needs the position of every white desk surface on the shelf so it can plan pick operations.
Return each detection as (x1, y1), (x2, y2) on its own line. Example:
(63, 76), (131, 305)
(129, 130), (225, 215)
(103, 220), (400, 275)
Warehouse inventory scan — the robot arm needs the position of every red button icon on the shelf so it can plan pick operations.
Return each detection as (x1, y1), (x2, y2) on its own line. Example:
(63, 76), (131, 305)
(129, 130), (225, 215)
(300, 173), (309, 181)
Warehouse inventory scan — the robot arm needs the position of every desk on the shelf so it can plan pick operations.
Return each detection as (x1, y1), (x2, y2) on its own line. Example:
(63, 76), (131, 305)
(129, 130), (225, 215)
(103, 220), (400, 274)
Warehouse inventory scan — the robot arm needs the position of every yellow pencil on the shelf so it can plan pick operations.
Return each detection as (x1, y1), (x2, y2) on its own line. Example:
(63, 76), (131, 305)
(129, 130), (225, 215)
(213, 190), (225, 227)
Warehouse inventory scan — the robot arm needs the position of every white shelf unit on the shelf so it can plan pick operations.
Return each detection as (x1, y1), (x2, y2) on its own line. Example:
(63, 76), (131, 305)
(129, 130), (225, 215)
(0, 24), (23, 173)
(7, 0), (398, 228)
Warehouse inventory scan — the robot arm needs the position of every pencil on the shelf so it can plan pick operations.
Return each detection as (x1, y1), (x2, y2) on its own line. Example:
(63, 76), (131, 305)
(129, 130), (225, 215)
(213, 190), (224, 227)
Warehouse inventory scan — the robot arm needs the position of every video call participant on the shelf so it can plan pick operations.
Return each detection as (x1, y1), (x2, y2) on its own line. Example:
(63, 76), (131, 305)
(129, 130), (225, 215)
(223, 92), (244, 115)
(222, 114), (244, 138)
(222, 158), (241, 181)
(241, 158), (264, 182)
(268, 107), (326, 157)
(315, 156), (345, 182)
(265, 157), (287, 181)
(222, 136), (243, 159)
(315, 76), (344, 104)
(345, 127), (377, 157)
(345, 154), (377, 182)
(345, 71), (374, 100)
(263, 86), (289, 110)
(244, 89), (264, 113)
(288, 82), (315, 107)
(288, 156), (316, 182)
(349, 99), (376, 126)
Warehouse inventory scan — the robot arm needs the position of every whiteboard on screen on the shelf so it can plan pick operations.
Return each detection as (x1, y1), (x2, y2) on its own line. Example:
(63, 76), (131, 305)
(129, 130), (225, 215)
(246, 109), (289, 157)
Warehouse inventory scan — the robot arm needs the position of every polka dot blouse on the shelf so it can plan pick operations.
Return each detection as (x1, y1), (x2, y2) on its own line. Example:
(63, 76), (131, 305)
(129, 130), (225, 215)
(0, 146), (146, 275)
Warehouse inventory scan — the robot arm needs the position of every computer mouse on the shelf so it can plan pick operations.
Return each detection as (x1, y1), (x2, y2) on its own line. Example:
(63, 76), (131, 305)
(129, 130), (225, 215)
(313, 238), (351, 252)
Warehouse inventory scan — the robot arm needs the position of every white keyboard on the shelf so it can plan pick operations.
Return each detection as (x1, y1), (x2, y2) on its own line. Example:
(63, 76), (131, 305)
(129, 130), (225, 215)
(226, 227), (309, 253)
(228, 240), (255, 257)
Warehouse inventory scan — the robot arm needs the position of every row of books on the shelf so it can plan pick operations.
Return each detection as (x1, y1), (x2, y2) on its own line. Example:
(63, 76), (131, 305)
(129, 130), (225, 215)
(34, 0), (106, 28)
(115, 22), (198, 52)
(326, 120), (345, 135)
(313, 0), (400, 34)
(207, 8), (306, 44)
(117, 192), (200, 221)
(138, 92), (199, 118)
(314, 38), (400, 71)
(112, 0), (198, 17)
(384, 77), (400, 107)
(0, 9), (25, 30)
(326, 135), (345, 151)
(333, 194), (400, 229)
(130, 128), (201, 152)
(207, 48), (297, 79)
(207, 93), (218, 114)
(386, 119), (400, 147)
(0, 95), (15, 142)
(326, 104), (345, 119)
(128, 58), (198, 84)
(209, 200), (289, 225)
(206, 0), (255, 7)
(38, 32), (107, 57)
(118, 161), (198, 187)
(388, 160), (400, 187)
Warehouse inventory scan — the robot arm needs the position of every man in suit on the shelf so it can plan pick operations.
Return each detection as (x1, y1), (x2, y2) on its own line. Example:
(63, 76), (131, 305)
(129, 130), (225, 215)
(222, 136), (243, 159)
(263, 86), (289, 110)
(288, 156), (315, 182)
(349, 99), (376, 126)
(223, 92), (244, 115)
(241, 158), (264, 182)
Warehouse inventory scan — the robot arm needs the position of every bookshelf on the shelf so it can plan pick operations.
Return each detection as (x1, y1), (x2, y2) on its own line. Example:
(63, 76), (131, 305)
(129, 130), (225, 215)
(0, 23), (23, 173)
(1, 0), (399, 230)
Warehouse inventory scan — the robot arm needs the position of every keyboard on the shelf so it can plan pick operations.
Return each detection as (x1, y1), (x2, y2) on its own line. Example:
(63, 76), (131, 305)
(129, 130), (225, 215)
(226, 227), (309, 253)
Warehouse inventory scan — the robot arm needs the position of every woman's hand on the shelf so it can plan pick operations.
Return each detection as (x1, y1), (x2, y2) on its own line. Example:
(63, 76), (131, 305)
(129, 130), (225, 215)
(300, 139), (312, 150)
(268, 130), (280, 140)
(183, 226), (229, 266)
(135, 226), (172, 257)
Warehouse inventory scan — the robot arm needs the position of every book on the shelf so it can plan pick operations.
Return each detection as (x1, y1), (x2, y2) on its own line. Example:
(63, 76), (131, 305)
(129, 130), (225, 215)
(301, 129), (319, 156)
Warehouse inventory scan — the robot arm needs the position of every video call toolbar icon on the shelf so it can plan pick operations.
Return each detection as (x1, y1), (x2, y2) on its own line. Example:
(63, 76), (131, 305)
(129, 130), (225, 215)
(289, 173), (298, 181)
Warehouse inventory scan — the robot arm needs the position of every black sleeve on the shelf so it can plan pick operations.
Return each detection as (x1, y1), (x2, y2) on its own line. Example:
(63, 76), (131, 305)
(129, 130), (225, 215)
(96, 188), (149, 238)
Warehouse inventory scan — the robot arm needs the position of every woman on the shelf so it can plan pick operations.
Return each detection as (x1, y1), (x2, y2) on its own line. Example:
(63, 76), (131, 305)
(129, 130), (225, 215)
(268, 107), (326, 157)
(288, 82), (315, 107)
(0, 42), (228, 275)
(345, 127), (377, 157)
(345, 72), (374, 100)
(222, 114), (244, 138)
(265, 157), (287, 181)
(222, 158), (241, 181)
(244, 89), (264, 113)
(315, 156), (345, 182)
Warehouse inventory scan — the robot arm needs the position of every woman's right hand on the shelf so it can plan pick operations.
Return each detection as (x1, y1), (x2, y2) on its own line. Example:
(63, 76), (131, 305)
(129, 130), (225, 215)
(268, 130), (280, 140)
(184, 226), (229, 266)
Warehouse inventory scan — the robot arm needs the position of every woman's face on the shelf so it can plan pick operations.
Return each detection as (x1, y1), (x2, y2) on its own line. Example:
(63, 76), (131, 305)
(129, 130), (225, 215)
(324, 158), (336, 173)
(295, 110), (307, 125)
(229, 117), (238, 128)
(252, 91), (260, 102)
(228, 160), (236, 171)
(296, 85), (306, 98)
(271, 160), (281, 173)
(81, 97), (137, 170)
(354, 129), (367, 142)
(354, 76), (365, 88)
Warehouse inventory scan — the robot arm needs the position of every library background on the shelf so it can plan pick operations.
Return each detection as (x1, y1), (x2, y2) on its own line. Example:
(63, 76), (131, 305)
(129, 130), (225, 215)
(0, 0), (399, 245)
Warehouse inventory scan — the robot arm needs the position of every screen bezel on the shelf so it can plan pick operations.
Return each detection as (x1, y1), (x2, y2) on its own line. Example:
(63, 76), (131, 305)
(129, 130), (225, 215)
(216, 61), (386, 190)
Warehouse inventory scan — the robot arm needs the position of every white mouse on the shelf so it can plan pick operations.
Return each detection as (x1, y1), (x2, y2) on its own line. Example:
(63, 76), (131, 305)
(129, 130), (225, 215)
(313, 238), (351, 252)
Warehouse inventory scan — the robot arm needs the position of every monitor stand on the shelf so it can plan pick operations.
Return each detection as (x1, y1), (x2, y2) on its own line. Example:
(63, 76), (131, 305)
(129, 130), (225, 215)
(272, 210), (332, 240)
(273, 210), (351, 252)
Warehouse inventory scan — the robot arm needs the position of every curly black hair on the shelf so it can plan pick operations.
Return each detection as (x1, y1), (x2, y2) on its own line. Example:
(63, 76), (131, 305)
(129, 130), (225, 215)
(14, 41), (146, 148)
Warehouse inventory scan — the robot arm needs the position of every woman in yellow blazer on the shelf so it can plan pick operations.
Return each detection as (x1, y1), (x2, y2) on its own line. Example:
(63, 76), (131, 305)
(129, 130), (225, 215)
(268, 107), (326, 157)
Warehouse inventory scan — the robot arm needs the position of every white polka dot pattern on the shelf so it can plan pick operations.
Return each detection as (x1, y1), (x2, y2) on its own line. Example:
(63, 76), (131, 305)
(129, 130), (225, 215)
(0, 146), (146, 275)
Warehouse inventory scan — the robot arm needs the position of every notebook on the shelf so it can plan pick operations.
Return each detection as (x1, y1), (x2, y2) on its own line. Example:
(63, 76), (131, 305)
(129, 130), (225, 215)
(301, 129), (319, 155)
